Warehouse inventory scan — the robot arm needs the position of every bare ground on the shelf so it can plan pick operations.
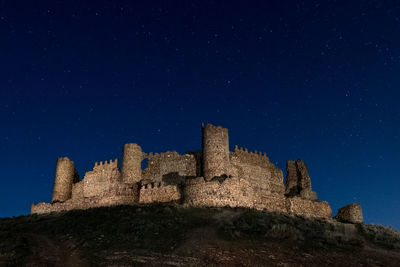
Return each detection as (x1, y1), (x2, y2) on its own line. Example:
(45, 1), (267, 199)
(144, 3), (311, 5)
(90, 226), (400, 266)
(25, 234), (88, 267)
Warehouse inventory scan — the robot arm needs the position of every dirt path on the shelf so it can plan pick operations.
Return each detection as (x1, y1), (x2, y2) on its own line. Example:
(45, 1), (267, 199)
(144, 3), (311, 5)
(25, 234), (88, 267)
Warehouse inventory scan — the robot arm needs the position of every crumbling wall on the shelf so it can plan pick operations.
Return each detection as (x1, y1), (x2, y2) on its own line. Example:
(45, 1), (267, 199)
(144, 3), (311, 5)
(52, 157), (77, 203)
(183, 177), (331, 218)
(184, 177), (254, 208)
(31, 194), (138, 215)
(183, 177), (287, 213)
(71, 181), (83, 200)
(202, 124), (231, 180)
(287, 197), (332, 218)
(139, 183), (181, 204)
(285, 160), (299, 195)
(142, 151), (196, 183)
(230, 146), (285, 194)
(254, 193), (287, 213)
(335, 203), (363, 224)
(121, 143), (143, 183)
(285, 160), (317, 200)
(83, 159), (120, 198)
(31, 182), (139, 214)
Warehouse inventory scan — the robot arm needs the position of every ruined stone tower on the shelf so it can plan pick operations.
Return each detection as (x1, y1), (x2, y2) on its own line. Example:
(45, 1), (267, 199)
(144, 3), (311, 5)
(121, 143), (143, 183)
(285, 159), (317, 200)
(51, 157), (76, 203)
(285, 160), (299, 196)
(202, 124), (230, 180)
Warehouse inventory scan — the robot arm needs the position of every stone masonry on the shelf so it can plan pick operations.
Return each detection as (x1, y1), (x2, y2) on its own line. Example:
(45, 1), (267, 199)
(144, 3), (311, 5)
(121, 143), (143, 184)
(52, 157), (78, 203)
(335, 203), (364, 224)
(285, 160), (317, 200)
(202, 124), (230, 181)
(31, 123), (359, 221)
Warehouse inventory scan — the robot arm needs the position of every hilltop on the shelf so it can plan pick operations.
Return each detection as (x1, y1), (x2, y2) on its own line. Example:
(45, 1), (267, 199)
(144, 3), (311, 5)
(1, 205), (400, 266)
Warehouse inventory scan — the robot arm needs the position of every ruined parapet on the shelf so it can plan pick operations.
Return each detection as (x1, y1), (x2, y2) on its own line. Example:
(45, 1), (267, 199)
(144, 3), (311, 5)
(121, 143), (143, 183)
(202, 124), (231, 180)
(285, 160), (318, 200)
(142, 151), (197, 183)
(335, 203), (363, 224)
(51, 157), (77, 203)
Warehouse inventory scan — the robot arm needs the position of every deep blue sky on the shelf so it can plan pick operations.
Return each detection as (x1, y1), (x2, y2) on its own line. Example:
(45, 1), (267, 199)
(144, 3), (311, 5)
(1, 1), (399, 229)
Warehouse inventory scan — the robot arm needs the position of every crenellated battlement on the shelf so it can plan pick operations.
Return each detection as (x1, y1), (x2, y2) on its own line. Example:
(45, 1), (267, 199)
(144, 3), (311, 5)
(139, 182), (181, 204)
(93, 159), (119, 171)
(141, 182), (162, 189)
(230, 145), (270, 167)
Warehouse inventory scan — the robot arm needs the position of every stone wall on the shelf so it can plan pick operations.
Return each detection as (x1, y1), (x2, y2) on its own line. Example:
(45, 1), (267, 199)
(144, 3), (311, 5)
(139, 183), (181, 204)
(230, 146), (285, 194)
(183, 177), (331, 218)
(81, 159), (120, 198)
(184, 177), (255, 208)
(287, 197), (332, 218)
(71, 181), (83, 200)
(31, 194), (137, 215)
(335, 203), (363, 224)
(254, 193), (287, 213)
(142, 151), (197, 183)
(202, 124), (231, 180)
(31, 182), (139, 214)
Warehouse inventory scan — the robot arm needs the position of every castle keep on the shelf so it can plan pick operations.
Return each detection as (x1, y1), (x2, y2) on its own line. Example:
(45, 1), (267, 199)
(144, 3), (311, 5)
(31, 124), (361, 222)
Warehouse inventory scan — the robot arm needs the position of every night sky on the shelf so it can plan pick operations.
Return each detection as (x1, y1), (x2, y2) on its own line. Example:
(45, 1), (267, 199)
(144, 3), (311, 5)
(1, 1), (399, 229)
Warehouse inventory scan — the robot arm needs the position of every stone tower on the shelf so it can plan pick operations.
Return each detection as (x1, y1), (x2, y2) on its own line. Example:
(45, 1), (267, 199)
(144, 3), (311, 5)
(335, 203), (363, 224)
(285, 160), (299, 196)
(202, 123), (230, 180)
(52, 157), (76, 203)
(285, 159), (317, 200)
(121, 143), (143, 183)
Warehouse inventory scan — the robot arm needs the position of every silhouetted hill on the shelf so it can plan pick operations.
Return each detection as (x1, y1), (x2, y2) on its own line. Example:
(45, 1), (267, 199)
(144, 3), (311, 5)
(1, 205), (399, 266)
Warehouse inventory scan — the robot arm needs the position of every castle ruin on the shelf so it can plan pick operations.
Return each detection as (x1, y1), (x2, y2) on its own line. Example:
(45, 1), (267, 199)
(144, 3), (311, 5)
(31, 124), (361, 222)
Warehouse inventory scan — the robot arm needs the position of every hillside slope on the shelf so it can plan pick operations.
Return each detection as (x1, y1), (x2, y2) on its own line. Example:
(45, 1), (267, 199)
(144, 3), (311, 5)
(1, 205), (399, 266)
